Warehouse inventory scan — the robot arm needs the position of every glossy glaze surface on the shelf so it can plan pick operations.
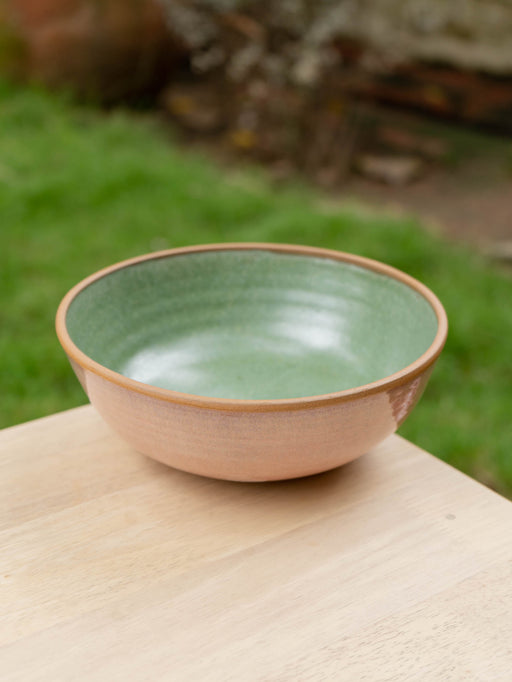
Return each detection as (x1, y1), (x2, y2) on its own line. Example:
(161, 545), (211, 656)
(65, 250), (438, 400)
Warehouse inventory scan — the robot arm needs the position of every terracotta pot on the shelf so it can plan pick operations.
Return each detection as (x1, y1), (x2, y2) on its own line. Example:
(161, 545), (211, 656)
(2, 0), (180, 100)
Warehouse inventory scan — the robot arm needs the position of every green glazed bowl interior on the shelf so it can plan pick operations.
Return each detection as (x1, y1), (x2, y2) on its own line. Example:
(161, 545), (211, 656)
(63, 247), (442, 401)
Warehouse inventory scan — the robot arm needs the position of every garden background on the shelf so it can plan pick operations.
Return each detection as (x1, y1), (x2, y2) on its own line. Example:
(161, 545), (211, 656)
(1, 0), (511, 495)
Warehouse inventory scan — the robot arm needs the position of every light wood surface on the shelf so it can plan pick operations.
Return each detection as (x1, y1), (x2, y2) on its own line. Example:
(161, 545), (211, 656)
(1, 405), (511, 681)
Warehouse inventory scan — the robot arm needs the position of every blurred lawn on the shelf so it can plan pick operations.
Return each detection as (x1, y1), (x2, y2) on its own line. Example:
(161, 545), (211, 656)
(1, 80), (511, 496)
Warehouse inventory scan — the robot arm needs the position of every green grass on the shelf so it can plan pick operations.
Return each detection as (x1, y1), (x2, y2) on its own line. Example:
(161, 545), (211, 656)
(1, 80), (511, 495)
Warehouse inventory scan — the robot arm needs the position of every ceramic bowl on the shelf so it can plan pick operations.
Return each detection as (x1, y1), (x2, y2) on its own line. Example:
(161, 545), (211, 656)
(56, 243), (447, 481)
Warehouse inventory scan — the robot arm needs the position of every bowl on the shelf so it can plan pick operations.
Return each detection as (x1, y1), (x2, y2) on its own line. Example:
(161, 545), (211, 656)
(56, 243), (447, 481)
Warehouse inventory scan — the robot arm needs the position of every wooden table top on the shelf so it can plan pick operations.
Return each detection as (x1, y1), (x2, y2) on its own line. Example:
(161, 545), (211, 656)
(1, 405), (511, 681)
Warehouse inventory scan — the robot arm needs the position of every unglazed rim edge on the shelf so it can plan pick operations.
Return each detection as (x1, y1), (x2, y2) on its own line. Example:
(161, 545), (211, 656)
(56, 243), (448, 412)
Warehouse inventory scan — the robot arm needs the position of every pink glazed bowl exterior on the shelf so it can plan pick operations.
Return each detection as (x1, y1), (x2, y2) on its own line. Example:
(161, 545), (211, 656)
(56, 244), (447, 481)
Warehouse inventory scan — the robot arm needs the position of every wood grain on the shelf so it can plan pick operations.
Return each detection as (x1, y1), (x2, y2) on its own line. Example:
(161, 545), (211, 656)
(1, 406), (511, 680)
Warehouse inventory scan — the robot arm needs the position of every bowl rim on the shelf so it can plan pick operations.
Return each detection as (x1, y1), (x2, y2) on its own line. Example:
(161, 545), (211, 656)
(56, 242), (448, 412)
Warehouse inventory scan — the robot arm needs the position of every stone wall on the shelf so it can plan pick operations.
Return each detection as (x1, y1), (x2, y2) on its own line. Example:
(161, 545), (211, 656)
(334, 0), (512, 74)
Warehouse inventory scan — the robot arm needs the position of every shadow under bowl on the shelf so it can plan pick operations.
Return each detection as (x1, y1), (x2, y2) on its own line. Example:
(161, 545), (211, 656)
(56, 243), (447, 481)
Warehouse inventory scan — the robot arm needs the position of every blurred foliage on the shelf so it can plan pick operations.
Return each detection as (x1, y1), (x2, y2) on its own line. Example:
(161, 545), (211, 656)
(1, 79), (511, 495)
(161, 0), (512, 76)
